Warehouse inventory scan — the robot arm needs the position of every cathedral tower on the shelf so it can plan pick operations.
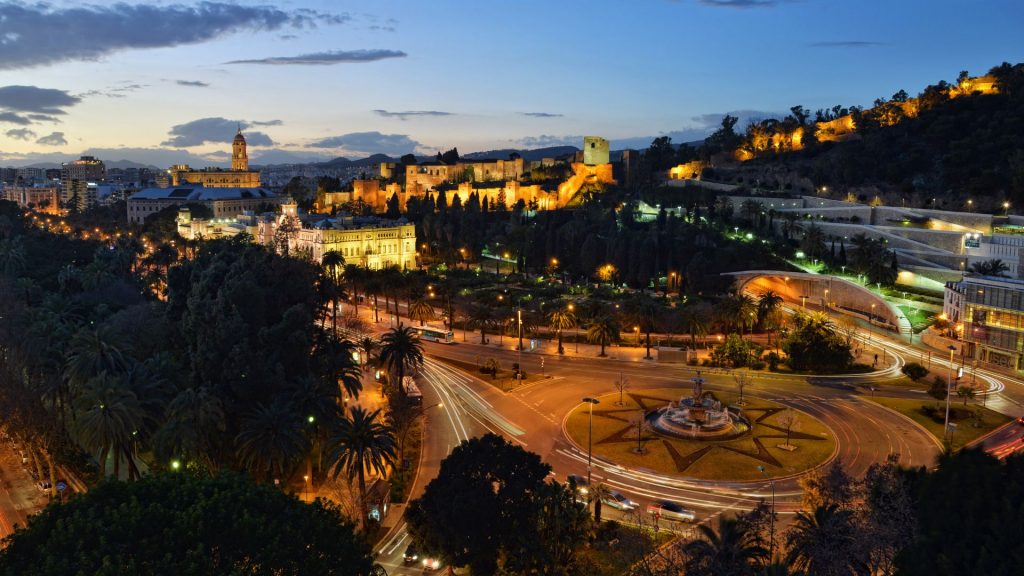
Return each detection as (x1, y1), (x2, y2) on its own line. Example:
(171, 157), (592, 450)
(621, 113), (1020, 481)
(232, 127), (248, 171)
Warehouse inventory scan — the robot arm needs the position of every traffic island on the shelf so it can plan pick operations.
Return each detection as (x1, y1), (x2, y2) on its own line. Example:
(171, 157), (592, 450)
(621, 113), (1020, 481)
(565, 388), (836, 481)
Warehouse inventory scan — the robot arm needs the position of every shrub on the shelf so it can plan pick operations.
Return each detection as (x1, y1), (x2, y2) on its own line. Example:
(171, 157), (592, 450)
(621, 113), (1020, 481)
(902, 362), (929, 382)
(928, 375), (948, 400)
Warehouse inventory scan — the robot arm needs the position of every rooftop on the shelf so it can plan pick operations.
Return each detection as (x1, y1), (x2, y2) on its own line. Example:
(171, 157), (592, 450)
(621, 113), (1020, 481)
(131, 186), (278, 202)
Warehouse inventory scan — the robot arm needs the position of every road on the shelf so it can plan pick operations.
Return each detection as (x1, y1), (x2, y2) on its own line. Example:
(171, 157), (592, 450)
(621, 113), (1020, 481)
(0, 441), (48, 539)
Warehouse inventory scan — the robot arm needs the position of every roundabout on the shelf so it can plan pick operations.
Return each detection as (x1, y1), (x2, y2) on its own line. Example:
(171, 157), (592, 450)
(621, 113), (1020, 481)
(565, 377), (837, 482)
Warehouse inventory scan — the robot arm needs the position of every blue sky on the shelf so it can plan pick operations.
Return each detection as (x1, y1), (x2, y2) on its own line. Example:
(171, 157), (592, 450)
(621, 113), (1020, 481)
(0, 0), (1021, 166)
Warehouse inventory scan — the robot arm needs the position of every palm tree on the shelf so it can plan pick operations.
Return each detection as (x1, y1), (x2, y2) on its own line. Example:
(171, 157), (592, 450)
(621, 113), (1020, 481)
(363, 273), (383, 323)
(408, 298), (435, 326)
(785, 504), (866, 576)
(153, 386), (225, 471)
(321, 250), (345, 332)
(683, 517), (768, 576)
(781, 213), (803, 240)
(235, 401), (309, 483)
(679, 303), (711, 348)
(358, 336), (379, 373)
(718, 293), (757, 335)
(343, 263), (364, 315)
(758, 290), (785, 348)
(0, 235), (26, 277)
(64, 327), (130, 396)
(969, 258), (1010, 277)
(547, 308), (577, 354)
(592, 483), (612, 524)
(800, 223), (828, 262)
(314, 334), (363, 401)
(957, 385), (976, 406)
(626, 295), (662, 359)
(468, 303), (496, 345)
(377, 324), (424, 400)
(587, 314), (620, 357)
(72, 373), (146, 481)
(327, 406), (396, 531)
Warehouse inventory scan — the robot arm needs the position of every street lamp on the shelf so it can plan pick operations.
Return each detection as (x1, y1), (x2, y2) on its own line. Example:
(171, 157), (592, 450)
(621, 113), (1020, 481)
(800, 294), (807, 308)
(303, 474), (310, 502)
(568, 302), (579, 353)
(944, 344), (956, 443)
(634, 325), (640, 347)
(757, 465), (776, 559)
(1004, 201), (1011, 216)
(582, 398), (601, 491)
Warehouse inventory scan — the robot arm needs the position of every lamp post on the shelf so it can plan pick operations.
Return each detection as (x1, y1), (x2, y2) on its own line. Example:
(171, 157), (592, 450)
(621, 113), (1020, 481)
(944, 344), (956, 443)
(582, 398), (601, 491)
(634, 325), (640, 347)
(757, 465), (776, 560)
(800, 294), (807, 308)
(568, 302), (578, 353)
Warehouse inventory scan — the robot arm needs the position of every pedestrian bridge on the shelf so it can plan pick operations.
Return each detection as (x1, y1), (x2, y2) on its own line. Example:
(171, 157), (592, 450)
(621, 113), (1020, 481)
(722, 270), (911, 335)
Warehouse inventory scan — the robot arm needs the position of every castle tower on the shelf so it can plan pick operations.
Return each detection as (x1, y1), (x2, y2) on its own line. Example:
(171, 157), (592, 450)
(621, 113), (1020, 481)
(232, 128), (248, 171)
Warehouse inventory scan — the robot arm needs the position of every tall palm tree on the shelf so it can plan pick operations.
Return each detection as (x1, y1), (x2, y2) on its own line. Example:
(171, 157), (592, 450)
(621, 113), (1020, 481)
(781, 213), (803, 240)
(72, 373), (145, 481)
(358, 336), (379, 373)
(679, 303), (711, 348)
(327, 406), (396, 531)
(547, 308), (577, 355)
(377, 324), (424, 400)
(468, 303), (496, 345)
(408, 298), (435, 326)
(785, 504), (866, 576)
(64, 327), (130, 397)
(321, 250), (346, 332)
(235, 401), (309, 483)
(363, 272), (383, 323)
(718, 293), (757, 336)
(758, 290), (785, 348)
(626, 295), (662, 359)
(153, 386), (225, 471)
(683, 517), (768, 576)
(587, 314), (620, 357)
(343, 264), (365, 315)
(800, 223), (828, 262)
(313, 334), (363, 401)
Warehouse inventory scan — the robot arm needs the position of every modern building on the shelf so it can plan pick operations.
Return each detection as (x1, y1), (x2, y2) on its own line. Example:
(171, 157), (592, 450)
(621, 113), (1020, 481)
(60, 156), (106, 209)
(0, 186), (60, 213)
(944, 275), (1024, 372)
(167, 130), (261, 188)
(127, 186), (285, 224)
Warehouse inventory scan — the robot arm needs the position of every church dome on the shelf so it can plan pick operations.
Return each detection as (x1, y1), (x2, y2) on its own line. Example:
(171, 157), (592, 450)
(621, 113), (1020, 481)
(233, 131), (246, 144)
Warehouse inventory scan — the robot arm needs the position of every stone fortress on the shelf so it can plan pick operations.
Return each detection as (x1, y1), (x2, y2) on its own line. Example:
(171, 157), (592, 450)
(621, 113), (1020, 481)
(313, 136), (617, 215)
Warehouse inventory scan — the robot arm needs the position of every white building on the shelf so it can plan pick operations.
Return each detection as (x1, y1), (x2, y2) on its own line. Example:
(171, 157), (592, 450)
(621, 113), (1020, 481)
(127, 186), (285, 224)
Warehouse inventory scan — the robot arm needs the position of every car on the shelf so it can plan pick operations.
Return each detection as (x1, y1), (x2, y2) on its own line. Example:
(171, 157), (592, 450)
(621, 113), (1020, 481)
(37, 480), (52, 492)
(421, 556), (441, 571)
(403, 544), (419, 565)
(1017, 416), (1024, 425)
(602, 490), (638, 511)
(646, 500), (696, 522)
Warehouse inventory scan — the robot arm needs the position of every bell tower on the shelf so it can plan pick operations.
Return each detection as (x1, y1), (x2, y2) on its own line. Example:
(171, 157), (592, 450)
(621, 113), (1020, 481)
(232, 126), (248, 171)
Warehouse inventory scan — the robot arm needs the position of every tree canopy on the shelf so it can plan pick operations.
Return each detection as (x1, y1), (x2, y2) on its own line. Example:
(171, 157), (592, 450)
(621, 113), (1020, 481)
(0, 473), (374, 576)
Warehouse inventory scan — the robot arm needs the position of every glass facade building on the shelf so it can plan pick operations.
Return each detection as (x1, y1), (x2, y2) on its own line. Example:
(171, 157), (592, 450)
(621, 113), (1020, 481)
(946, 276), (1024, 371)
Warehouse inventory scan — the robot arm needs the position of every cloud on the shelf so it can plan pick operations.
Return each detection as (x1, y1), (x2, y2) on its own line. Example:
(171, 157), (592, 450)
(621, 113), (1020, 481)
(176, 80), (210, 87)
(250, 119), (283, 126)
(373, 109), (452, 121)
(27, 114), (61, 123)
(0, 112), (31, 125)
(0, 2), (350, 70)
(520, 112), (564, 118)
(807, 40), (885, 48)
(516, 135), (583, 148)
(0, 85), (80, 114)
(309, 131), (421, 155)
(36, 132), (67, 146)
(5, 128), (35, 140)
(698, 0), (780, 7)
(226, 49), (407, 65)
(77, 83), (147, 99)
(690, 109), (780, 128)
(162, 117), (274, 147)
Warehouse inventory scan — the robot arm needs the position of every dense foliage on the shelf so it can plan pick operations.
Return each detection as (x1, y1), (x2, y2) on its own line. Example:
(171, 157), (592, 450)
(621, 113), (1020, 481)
(0, 473), (374, 576)
(406, 434), (590, 575)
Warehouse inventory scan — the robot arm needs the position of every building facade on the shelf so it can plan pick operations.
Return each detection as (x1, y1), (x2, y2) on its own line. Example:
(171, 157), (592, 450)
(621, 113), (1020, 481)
(60, 156), (106, 209)
(168, 130), (261, 188)
(127, 186), (285, 224)
(1, 186), (60, 213)
(944, 275), (1024, 372)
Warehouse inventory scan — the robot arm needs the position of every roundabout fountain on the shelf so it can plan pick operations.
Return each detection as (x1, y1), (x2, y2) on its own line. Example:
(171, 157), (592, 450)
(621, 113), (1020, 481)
(648, 373), (750, 440)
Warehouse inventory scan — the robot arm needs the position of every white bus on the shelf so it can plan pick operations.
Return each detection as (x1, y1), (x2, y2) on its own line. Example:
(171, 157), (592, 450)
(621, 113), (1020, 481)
(412, 325), (455, 344)
(402, 376), (423, 404)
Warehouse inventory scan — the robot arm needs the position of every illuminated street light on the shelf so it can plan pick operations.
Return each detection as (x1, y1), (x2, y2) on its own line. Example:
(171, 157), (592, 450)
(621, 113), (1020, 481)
(582, 398), (601, 491)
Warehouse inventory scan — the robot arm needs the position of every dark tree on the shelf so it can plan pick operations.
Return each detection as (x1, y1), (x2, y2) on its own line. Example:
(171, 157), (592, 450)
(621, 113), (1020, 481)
(0, 473), (374, 576)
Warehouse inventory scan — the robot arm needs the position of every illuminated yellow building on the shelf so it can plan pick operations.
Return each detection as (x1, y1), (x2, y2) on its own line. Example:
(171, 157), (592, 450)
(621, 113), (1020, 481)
(168, 129), (261, 188)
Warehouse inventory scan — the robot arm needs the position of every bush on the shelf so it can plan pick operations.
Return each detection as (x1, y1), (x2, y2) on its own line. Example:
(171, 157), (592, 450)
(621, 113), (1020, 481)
(750, 361), (766, 370)
(687, 358), (699, 366)
(928, 375), (948, 400)
(766, 351), (782, 371)
(902, 362), (929, 382)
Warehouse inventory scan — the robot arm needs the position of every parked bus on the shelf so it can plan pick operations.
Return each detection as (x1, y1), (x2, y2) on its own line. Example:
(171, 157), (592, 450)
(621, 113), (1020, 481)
(412, 325), (455, 344)
(402, 376), (423, 404)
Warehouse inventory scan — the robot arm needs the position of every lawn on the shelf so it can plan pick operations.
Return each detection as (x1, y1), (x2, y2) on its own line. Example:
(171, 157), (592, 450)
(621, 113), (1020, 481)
(865, 396), (1011, 450)
(897, 305), (936, 333)
(565, 389), (836, 481)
